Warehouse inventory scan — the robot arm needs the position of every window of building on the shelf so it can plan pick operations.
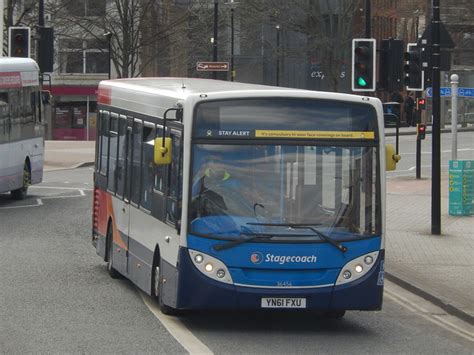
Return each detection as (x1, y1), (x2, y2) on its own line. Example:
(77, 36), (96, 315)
(59, 38), (108, 74)
(64, 0), (106, 17)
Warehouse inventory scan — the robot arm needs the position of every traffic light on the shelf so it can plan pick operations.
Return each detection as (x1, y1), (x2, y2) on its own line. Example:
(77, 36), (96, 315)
(9, 27), (30, 58)
(417, 124), (426, 140)
(352, 38), (376, 92)
(417, 98), (426, 110)
(38, 27), (54, 73)
(379, 39), (404, 92)
(404, 43), (423, 91)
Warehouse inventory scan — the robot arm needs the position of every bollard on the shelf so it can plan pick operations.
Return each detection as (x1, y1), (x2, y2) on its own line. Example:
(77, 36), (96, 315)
(450, 74), (459, 160)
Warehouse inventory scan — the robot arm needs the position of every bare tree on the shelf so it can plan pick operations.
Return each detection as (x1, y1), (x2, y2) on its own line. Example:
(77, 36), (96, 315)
(48, 0), (185, 78)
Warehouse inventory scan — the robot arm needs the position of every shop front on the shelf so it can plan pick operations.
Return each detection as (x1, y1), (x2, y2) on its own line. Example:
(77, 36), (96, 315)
(50, 86), (98, 141)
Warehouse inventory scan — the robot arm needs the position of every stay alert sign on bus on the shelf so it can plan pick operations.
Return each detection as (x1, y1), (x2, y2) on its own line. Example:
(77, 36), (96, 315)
(196, 61), (229, 72)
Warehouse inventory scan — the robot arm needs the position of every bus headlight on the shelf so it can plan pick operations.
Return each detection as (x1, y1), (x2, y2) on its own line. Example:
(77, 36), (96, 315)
(336, 251), (379, 286)
(189, 249), (233, 284)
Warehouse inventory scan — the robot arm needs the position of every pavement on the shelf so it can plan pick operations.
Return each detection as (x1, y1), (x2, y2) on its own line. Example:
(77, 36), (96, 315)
(44, 140), (96, 171)
(43, 132), (474, 324)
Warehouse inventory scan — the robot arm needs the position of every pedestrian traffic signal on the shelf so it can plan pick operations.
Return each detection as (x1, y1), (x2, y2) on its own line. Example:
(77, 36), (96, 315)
(417, 98), (426, 110)
(352, 38), (376, 92)
(404, 43), (423, 91)
(417, 123), (426, 140)
(8, 27), (30, 58)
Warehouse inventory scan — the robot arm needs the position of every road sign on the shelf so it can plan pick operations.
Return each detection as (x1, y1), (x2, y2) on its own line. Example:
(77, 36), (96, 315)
(425, 87), (474, 98)
(457, 87), (474, 97)
(196, 62), (229, 72)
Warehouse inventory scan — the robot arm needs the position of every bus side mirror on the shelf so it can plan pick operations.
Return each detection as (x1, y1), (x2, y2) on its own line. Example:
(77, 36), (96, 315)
(154, 137), (172, 165)
(385, 144), (401, 171)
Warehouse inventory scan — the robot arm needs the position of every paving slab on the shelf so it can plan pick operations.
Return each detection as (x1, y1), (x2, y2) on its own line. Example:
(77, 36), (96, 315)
(385, 176), (474, 323)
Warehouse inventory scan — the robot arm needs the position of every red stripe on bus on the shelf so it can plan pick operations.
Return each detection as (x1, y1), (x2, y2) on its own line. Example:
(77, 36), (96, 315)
(97, 86), (112, 105)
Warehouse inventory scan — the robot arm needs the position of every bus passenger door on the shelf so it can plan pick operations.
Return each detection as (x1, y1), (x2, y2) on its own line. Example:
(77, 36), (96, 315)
(112, 115), (131, 276)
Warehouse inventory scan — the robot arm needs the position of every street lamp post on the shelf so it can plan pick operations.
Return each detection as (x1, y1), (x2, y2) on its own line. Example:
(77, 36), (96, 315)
(276, 24), (280, 86)
(213, 0), (219, 79)
(230, 5), (235, 81)
(103, 32), (112, 79)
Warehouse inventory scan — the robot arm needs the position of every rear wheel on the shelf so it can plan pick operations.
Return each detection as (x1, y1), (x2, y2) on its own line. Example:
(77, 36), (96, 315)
(106, 224), (121, 279)
(152, 257), (179, 315)
(11, 161), (30, 200)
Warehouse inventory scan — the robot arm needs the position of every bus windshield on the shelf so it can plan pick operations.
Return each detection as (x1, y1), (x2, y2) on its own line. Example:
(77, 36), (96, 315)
(189, 143), (380, 242)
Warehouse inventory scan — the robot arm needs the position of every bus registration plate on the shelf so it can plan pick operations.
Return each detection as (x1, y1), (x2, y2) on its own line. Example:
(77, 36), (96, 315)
(261, 297), (306, 309)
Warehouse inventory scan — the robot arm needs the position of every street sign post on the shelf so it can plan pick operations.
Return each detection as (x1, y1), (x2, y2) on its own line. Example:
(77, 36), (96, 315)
(196, 62), (230, 72)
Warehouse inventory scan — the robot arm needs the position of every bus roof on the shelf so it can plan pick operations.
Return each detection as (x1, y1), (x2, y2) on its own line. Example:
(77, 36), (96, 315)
(98, 77), (382, 119)
(99, 77), (380, 100)
(0, 57), (39, 73)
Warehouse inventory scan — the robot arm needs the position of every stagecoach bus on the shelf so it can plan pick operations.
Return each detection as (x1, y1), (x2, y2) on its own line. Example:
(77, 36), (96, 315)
(93, 78), (388, 317)
(0, 58), (44, 199)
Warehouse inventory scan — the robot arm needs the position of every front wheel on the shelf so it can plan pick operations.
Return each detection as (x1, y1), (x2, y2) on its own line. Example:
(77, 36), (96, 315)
(11, 162), (30, 200)
(152, 260), (179, 315)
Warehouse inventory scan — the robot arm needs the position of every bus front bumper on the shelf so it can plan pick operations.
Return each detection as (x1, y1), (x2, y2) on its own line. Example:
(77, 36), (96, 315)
(171, 248), (384, 311)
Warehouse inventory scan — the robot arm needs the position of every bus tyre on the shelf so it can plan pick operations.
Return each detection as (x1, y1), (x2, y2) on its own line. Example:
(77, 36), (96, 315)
(11, 161), (30, 200)
(106, 225), (121, 279)
(324, 310), (346, 319)
(152, 260), (178, 316)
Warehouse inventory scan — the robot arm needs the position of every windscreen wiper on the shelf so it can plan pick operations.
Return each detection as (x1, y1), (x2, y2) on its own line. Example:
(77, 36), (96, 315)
(247, 222), (348, 253)
(212, 233), (273, 251)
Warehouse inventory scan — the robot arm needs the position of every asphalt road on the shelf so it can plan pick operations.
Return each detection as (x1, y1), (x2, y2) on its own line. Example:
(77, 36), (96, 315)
(386, 131), (474, 178)
(0, 167), (472, 354)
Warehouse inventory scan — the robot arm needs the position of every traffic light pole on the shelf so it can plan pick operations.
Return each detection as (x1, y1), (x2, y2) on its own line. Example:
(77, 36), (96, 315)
(431, 0), (441, 235)
(416, 127), (421, 179)
(415, 92), (422, 179)
(365, 0), (371, 38)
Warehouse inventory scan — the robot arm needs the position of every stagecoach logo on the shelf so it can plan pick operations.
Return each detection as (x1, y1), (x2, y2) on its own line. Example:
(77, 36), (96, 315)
(250, 252), (263, 264)
(251, 252), (318, 265)
(206, 130), (213, 137)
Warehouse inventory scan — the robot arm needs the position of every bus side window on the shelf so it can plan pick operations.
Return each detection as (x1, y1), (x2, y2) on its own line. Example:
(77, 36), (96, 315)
(99, 111), (110, 175)
(141, 125), (156, 211)
(107, 115), (119, 193)
(154, 126), (168, 193)
(0, 92), (8, 122)
(116, 115), (127, 198)
(130, 120), (142, 205)
(166, 133), (182, 227)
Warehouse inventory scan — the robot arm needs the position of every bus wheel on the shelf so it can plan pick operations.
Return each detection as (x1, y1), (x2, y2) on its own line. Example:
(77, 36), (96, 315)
(152, 258), (178, 316)
(11, 161), (30, 200)
(324, 310), (346, 319)
(106, 224), (121, 279)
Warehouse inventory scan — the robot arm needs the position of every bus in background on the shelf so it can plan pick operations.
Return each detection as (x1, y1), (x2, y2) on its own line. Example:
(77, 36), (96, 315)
(0, 58), (44, 200)
(93, 78), (389, 317)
